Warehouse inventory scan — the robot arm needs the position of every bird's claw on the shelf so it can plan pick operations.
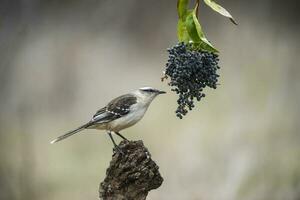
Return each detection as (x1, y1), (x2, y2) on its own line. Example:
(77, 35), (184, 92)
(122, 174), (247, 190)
(114, 146), (125, 155)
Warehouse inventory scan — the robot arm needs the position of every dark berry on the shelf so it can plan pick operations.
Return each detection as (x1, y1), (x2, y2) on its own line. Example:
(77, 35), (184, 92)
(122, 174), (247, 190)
(164, 42), (220, 118)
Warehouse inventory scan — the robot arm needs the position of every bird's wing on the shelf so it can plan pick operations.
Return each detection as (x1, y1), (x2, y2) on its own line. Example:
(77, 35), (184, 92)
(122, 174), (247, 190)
(92, 94), (137, 123)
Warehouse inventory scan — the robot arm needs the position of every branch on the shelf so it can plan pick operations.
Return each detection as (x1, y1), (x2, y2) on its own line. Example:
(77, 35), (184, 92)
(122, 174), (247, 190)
(99, 140), (163, 200)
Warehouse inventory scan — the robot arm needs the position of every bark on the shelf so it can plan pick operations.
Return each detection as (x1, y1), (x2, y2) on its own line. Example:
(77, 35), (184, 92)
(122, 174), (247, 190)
(99, 140), (163, 200)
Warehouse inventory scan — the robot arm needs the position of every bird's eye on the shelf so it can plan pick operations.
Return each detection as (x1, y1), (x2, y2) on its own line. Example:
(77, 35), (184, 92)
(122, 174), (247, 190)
(142, 88), (155, 93)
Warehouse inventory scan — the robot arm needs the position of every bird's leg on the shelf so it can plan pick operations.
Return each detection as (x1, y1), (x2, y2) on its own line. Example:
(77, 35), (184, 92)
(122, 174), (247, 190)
(115, 132), (129, 141)
(107, 131), (124, 155)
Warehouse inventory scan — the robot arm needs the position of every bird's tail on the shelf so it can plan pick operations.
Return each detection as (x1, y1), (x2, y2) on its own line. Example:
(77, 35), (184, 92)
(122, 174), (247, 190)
(50, 122), (93, 144)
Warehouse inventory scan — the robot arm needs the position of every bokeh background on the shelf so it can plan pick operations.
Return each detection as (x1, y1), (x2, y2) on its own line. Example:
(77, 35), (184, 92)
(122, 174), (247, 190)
(1, 0), (300, 199)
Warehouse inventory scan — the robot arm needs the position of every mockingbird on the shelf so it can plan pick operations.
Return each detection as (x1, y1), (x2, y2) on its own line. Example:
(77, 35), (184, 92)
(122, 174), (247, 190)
(50, 87), (166, 152)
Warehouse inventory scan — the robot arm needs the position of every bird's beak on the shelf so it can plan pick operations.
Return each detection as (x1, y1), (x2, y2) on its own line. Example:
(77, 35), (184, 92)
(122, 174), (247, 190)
(157, 90), (166, 94)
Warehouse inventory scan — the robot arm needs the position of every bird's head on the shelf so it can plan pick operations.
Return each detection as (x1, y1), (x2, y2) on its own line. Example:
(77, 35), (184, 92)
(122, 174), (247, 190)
(134, 87), (166, 102)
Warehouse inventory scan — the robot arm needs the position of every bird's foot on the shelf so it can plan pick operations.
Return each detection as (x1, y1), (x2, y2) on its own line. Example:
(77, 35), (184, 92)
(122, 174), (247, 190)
(114, 145), (125, 155)
(115, 132), (130, 142)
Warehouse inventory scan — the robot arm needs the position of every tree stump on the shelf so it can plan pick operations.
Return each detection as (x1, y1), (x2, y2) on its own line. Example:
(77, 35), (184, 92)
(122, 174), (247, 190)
(99, 140), (163, 200)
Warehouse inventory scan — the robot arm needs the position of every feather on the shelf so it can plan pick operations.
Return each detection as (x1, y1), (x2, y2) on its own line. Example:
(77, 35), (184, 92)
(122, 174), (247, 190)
(50, 122), (93, 144)
(92, 94), (137, 123)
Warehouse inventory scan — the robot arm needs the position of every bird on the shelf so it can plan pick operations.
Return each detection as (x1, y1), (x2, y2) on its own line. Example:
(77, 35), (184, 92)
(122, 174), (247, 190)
(50, 87), (166, 153)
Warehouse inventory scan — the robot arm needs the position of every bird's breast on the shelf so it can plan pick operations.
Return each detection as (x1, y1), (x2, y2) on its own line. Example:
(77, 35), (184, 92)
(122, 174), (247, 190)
(107, 104), (147, 132)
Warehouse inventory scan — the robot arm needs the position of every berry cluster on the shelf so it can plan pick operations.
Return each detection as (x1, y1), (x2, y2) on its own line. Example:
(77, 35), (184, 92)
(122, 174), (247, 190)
(163, 42), (220, 119)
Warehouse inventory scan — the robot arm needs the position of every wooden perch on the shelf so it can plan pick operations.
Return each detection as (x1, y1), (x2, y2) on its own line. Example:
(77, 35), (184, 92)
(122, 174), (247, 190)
(99, 140), (163, 200)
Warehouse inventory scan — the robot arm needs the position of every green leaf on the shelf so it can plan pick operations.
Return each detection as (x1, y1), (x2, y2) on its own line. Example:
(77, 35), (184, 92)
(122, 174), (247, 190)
(185, 10), (200, 42)
(203, 0), (237, 25)
(177, 0), (189, 19)
(185, 6), (218, 53)
(177, 19), (189, 43)
(177, 0), (190, 43)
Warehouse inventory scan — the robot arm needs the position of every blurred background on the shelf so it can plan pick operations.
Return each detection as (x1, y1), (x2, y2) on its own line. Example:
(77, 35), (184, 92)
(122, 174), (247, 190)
(0, 0), (300, 199)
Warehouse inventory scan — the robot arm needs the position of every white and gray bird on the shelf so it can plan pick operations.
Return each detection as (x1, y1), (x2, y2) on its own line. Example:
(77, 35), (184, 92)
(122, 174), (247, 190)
(50, 87), (166, 150)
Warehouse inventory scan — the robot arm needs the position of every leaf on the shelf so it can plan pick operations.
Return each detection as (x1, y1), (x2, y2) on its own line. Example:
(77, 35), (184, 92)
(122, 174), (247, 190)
(177, 0), (190, 43)
(185, 10), (200, 42)
(203, 0), (237, 25)
(185, 6), (218, 53)
(177, 19), (190, 43)
(177, 0), (189, 19)
(176, 0), (219, 53)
